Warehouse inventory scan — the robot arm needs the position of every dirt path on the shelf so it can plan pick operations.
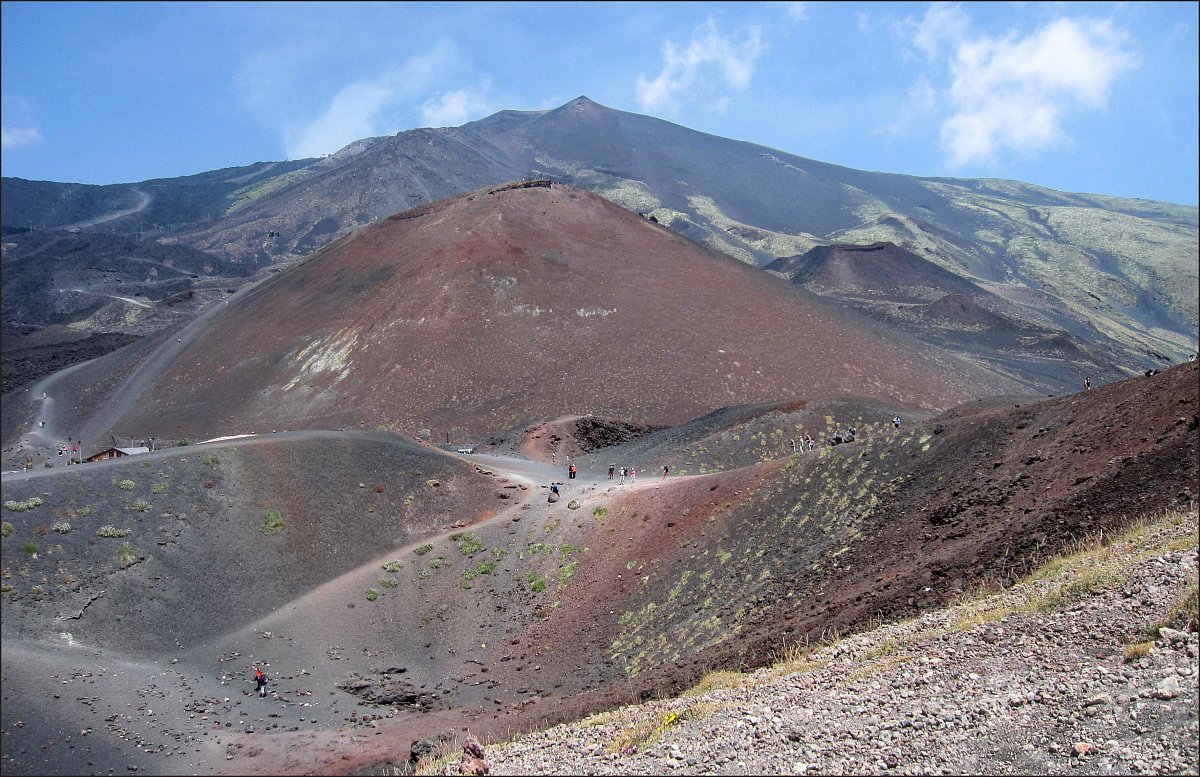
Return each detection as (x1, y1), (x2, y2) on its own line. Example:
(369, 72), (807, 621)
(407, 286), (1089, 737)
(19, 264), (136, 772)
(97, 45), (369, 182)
(58, 187), (151, 231)
(63, 287), (154, 308)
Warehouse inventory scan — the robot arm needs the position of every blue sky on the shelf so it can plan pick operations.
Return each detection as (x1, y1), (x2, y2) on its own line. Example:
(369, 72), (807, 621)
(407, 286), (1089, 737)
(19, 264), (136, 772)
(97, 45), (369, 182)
(2, 1), (1197, 205)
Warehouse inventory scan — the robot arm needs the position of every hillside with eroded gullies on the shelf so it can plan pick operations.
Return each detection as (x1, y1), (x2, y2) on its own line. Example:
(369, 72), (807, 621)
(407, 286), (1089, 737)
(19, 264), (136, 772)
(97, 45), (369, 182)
(3, 362), (1192, 776)
(34, 181), (1029, 466)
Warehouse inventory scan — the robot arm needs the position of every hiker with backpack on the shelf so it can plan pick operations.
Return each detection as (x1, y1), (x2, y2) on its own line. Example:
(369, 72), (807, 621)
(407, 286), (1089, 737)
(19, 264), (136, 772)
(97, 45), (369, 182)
(254, 667), (268, 697)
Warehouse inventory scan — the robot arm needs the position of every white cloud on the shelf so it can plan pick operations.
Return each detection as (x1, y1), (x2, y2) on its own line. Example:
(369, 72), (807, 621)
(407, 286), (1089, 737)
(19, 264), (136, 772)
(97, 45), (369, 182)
(286, 80), (395, 159)
(785, 3), (808, 23)
(283, 41), (466, 159)
(636, 18), (767, 115)
(884, 74), (940, 138)
(941, 17), (1135, 167)
(1, 125), (43, 150)
(900, 2), (971, 60)
(421, 85), (491, 127)
(1, 95), (43, 150)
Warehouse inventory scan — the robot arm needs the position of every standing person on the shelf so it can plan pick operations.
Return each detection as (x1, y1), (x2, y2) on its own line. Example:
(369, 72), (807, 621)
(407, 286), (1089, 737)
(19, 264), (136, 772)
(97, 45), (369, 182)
(608, 466), (615, 480)
(806, 435), (815, 452)
(568, 463), (577, 479)
(662, 465), (669, 478)
(254, 667), (267, 697)
(892, 416), (901, 428)
(620, 467), (626, 484)
(1084, 376), (1092, 390)
(551, 452), (556, 464)
(630, 467), (636, 481)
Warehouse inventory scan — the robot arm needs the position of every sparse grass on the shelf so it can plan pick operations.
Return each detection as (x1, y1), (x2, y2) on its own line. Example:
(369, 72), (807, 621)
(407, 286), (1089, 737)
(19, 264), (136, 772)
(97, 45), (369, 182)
(5, 497), (44, 512)
(1022, 511), (1197, 612)
(463, 559), (496, 581)
(132, 499), (151, 512)
(73, 506), (92, 517)
(848, 654), (916, 681)
(21, 541), (39, 556)
(118, 480), (136, 491)
(1123, 641), (1154, 663)
(682, 669), (746, 696)
(609, 708), (688, 755)
(1, 522), (12, 537)
(382, 560), (405, 573)
(556, 561), (579, 583)
(380, 578), (399, 589)
(455, 532), (483, 556)
(97, 525), (131, 538)
(593, 506), (608, 518)
(201, 453), (216, 465)
(115, 543), (137, 566)
(260, 509), (284, 535)
(151, 483), (168, 494)
(51, 522), (71, 534)
(1160, 577), (1198, 633)
(428, 556), (451, 569)
(365, 588), (379, 601)
(952, 606), (1014, 632)
(414, 543), (434, 556)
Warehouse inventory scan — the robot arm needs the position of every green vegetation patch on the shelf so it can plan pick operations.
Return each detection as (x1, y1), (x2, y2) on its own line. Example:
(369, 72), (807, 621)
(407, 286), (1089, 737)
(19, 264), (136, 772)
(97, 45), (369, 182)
(116, 543), (137, 566)
(454, 532), (483, 556)
(260, 509), (285, 535)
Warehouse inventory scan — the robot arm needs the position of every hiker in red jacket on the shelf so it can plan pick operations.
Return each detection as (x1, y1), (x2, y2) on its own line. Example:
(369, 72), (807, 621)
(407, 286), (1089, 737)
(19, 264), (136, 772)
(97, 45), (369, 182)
(254, 667), (267, 697)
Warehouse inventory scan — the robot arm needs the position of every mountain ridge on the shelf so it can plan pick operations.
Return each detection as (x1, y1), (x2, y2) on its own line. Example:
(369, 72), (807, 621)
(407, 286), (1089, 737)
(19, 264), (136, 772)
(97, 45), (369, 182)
(4, 96), (1195, 377)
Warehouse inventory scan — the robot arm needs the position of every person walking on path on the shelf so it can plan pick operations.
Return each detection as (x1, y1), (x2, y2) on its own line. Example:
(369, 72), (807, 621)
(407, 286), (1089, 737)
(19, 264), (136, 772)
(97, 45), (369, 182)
(254, 667), (268, 698)
(568, 463), (577, 479)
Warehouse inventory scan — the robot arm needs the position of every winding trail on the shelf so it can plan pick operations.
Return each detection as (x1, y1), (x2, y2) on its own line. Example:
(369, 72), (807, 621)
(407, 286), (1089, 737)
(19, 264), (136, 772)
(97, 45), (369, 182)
(58, 187), (152, 231)
(61, 288), (154, 308)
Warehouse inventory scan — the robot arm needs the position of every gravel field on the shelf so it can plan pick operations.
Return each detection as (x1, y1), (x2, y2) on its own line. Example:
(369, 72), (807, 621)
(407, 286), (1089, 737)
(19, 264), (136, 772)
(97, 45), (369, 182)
(465, 509), (1199, 776)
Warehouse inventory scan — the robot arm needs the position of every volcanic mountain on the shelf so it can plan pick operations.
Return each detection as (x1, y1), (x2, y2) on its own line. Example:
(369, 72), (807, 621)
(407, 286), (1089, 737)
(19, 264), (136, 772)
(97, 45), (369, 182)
(4, 97), (1196, 383)
(767, 241), (1122, 386)
(55, 182), (1029, 449)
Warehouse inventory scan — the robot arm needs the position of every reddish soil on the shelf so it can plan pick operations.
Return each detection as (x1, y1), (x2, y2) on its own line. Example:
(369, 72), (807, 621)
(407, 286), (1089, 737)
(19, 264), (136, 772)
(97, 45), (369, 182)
(1, 184), (1194, 777)
(3, 364), (1192, 776)
(48, 183), (1030, 452)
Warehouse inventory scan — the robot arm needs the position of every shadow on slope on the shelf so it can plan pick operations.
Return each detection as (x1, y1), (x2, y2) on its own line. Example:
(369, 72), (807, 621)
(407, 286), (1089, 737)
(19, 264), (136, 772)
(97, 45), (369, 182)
(2, 366), (1194, 776)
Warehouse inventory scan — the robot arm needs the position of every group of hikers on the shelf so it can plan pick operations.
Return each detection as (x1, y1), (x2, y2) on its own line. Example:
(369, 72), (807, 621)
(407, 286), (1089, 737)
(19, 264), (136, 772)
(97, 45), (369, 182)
(547, 414), (910, 488)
